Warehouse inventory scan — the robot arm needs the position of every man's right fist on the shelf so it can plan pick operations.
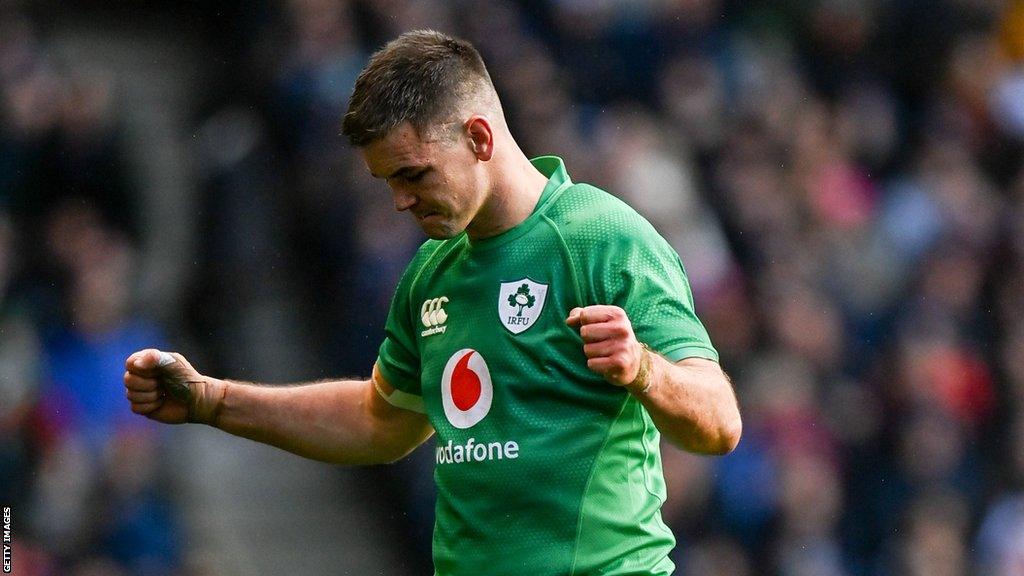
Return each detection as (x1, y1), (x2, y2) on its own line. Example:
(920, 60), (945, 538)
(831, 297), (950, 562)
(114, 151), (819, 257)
(124, 349), (224, 425)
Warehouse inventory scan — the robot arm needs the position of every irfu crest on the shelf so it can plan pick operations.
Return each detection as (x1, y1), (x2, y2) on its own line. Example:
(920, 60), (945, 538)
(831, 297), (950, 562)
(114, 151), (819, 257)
(498, 278), (548, 334)
(507, 284), (536, 317)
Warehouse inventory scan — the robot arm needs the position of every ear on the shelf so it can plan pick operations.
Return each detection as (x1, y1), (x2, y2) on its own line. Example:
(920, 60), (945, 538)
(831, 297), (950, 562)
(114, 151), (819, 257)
(465, 115), (494, 161)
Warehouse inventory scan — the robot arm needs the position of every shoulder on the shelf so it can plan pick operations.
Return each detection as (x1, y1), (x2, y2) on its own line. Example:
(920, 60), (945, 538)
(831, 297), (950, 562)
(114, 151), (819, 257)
(546, 183), (666, 252)
(408, 238), (447, 267)
(544, 183), (686, 305)
(395, 237), (463, 295)
(407, 236), (466, 272)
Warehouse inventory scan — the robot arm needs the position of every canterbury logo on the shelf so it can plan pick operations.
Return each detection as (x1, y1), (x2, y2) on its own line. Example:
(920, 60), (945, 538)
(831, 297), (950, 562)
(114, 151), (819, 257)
(420, 296), (449, 337)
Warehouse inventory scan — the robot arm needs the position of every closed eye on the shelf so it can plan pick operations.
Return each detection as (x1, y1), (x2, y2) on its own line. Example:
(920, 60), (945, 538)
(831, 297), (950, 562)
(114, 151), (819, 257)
(404, 169), (429, 183)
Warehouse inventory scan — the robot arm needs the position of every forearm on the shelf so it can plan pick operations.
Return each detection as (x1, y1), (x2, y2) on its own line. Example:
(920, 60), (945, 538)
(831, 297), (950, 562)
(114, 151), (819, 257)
(203, 377), (409, 465)
(631, 355), (742, 455)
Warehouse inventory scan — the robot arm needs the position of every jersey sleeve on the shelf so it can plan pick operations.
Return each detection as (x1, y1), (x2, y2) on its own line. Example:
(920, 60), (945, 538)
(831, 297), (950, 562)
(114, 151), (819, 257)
(376, 242), (437, 411)
(584, 200), (719, 363)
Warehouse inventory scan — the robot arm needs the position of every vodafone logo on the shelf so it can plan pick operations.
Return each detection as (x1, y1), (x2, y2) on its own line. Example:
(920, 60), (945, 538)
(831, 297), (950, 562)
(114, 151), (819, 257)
(440, 349), (493, 429)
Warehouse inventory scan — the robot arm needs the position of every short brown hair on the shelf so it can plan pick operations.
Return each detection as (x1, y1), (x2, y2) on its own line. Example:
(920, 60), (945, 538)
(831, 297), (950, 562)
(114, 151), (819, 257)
(342, 30), (496, 147)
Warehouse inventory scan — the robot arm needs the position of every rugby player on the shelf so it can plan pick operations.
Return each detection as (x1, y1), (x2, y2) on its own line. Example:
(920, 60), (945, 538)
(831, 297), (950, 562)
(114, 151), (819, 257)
(124, 30), (742, 575)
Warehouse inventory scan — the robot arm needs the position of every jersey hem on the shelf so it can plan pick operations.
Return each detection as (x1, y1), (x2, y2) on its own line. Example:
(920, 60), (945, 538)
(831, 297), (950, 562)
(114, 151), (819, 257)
(374, 357), (424, 408)
(661, 344), (719, 363)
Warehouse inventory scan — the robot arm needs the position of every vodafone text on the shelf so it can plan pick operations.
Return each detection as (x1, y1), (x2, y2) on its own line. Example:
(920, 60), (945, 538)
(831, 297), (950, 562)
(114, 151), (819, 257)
(435, 438), (519, 464)
(3, 506), (10, 574)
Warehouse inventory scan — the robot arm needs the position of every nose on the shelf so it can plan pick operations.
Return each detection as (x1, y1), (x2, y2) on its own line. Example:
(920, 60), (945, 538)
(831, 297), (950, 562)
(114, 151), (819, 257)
(392, 187), (417, 212)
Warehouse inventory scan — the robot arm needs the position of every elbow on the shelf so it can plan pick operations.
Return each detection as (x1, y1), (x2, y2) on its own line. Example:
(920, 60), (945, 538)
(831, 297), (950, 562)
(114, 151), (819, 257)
(711, 375), (743, 455)
(356, 436), (414, 466)
(378, 445), (416, 465)
(718, 411), (743, 455)
(674, 411), (742, 456)
(328, 445), (408, 466)
(365, 426), (429, 465)
(706, 409), (742, 456)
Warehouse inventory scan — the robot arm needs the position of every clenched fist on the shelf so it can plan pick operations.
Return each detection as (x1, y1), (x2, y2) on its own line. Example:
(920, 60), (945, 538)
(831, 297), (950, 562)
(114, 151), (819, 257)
(123, 349), (225, 425)
(566, 305), (651, 392)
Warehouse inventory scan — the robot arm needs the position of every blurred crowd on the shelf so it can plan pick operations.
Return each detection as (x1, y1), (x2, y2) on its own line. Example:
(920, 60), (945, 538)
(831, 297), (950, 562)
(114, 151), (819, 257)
(3, 0), (1024, 575)
(0, 2), (186, 575)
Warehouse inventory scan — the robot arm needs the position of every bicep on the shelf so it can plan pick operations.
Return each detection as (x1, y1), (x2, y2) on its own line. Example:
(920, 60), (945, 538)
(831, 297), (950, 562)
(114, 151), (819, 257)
(675, 356), (733, 393)
(674, 356), (736, 401)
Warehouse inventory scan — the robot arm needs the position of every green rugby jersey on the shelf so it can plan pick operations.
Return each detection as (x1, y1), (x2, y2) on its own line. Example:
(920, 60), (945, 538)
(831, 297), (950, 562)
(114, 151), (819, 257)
(376, 156), (718, 576)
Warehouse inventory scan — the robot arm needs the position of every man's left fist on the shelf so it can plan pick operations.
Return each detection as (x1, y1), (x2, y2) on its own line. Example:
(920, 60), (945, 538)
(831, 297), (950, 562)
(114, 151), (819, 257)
(566, 305), (647, 390)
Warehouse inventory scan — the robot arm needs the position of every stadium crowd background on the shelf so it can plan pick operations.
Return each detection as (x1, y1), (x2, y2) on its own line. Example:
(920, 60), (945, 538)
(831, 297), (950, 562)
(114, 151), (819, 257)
(2, 0), (1024, 574)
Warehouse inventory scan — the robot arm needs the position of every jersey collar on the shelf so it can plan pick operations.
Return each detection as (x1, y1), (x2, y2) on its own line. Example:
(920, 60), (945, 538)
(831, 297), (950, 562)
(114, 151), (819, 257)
(466, 156), (573, 251)
(531, 155), (572, 196)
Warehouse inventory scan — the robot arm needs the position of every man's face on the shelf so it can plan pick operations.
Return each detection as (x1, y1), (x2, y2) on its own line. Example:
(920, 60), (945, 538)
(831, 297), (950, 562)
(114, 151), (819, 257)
(362, 122), (485, 239)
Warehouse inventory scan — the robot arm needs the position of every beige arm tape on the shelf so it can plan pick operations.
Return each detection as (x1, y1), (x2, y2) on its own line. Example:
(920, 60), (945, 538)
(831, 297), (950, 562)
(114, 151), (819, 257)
(372, 364), (426, 413)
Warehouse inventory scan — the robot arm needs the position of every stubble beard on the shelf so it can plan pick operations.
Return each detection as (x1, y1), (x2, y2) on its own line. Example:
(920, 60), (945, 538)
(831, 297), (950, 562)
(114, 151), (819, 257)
(419, 215), (462, 240)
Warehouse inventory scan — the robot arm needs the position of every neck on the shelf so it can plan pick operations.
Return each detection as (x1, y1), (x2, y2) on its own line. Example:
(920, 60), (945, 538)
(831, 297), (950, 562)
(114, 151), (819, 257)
(465, 146), (549, 240)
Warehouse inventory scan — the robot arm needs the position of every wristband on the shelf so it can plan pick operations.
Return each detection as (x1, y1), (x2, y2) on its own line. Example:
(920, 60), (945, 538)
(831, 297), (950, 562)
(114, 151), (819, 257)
(628, 343), (653, 394)
(189, 379), (228, 426)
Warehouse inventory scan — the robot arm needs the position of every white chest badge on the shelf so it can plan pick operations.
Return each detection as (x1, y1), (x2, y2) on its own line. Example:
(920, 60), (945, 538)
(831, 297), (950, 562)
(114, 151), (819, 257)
(498, 278), (549, 334)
